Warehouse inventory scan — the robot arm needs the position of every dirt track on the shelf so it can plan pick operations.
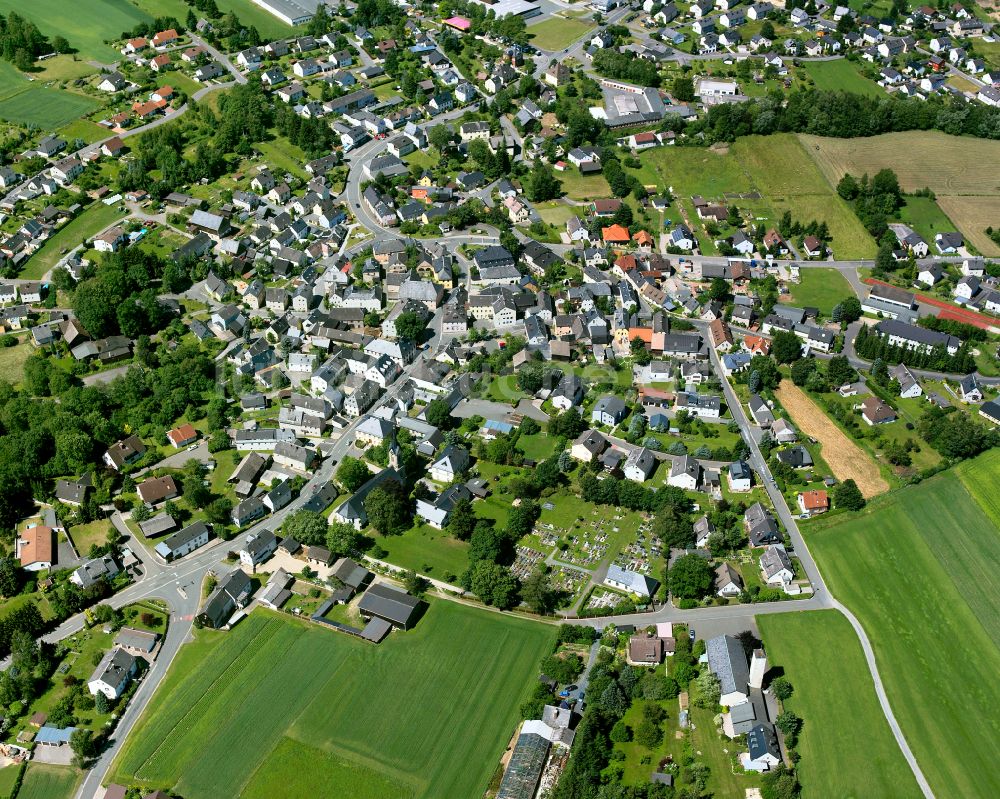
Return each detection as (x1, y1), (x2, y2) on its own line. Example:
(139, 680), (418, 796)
(775, 383), (889, 498)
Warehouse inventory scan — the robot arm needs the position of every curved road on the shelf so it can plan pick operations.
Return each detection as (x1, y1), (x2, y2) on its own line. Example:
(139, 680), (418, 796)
(38, 23), (959, 797)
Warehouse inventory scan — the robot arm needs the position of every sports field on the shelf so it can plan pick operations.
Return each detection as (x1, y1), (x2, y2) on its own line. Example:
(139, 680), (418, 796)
(758, 611), (921, 799)
(787, 267), (854, 316)
(111, 602), (554, 799)
(16, 764), (82, 799)
(807, 449), (1000, 798)
(774, 382), (889, 496)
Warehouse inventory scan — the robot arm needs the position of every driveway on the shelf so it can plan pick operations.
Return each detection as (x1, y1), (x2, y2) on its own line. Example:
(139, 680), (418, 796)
(453, 398), (550, 422)
(134, 440), (213, 476)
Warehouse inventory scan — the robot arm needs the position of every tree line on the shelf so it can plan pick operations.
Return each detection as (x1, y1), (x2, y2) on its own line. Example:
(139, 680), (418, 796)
(688, 89), (1000, 144)
(854, 322), (976, 374)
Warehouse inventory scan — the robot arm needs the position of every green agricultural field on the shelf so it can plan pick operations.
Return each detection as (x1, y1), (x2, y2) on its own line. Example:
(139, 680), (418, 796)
(241, 738), (409, 799)
(799, 59), (883, 98)
(528, 16), (595, 51)
(0, 0), (149, 62)
(630, 135), (875, 257)
(758, 611), (921, 799)
(0, 87), (97, 129)
(0, 763), (19, 798)
(16, 764), (82, 799)
(787, 267), (854, 316)
(19, 202), (124, 279)
(807, 449), (1000, 798)
(0, 62), (28, 100)
(111, 604), (553, 799)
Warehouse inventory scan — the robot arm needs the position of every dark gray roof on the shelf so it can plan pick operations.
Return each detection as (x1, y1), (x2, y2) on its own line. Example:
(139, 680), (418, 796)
(358, 582), (420, 626)
(706, 634), (750, 697)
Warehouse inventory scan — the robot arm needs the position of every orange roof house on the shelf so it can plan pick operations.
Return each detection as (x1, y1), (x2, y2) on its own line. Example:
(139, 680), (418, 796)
(744, 335), (771, 355)
(18, 527), (54, 571)
(132, 98), (168, 119)
(152, 29), (179, 47)
(150, 54), (171, 71)
(633, 230), (653, 248)
(166, 423), (198, 448)
(798, 490), (829, 515)
(602, 224), (630, 244)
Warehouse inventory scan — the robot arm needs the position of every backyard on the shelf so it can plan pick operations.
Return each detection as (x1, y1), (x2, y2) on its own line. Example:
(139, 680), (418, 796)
(110, 603), (554, 799)
(807, 449), (1000, 799)
(786, 268), (854, 317)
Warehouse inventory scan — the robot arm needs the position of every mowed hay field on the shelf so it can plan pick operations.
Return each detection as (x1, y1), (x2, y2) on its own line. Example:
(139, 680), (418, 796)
(111, 602), (554, 799)
(935, 195), (1000, 256)
(800, 131), (1000, 195)
(774, 382), (889, 496)
(757, 611), (921, 799)
(808, 449), (1000, 799)
(800, 132), (1000, 254)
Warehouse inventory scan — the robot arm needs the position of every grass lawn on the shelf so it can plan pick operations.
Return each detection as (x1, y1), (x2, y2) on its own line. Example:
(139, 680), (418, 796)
(0, 763), (19, 797)
(800, 59), (883, 98)
(517, 432), (559, 461)
(56, 118), (109, 144)
(110, 604), (553, 799)
(807, 449), (1000, 798)
(787, 267), (854, 316)
(0, 340), (32, 387)
(19, 202), (124, 279)
(0, 0), (148, 61)
(557, 169), (611, 201)
(255, 136), (310, 181)
(0, 87), (97, 128)
(34, 55), (97, 83)
(16, 765), (82, 799)
(378, 523), (470, 578)
(535, 201), (580, 228)
(896, 195), (956, 245)
(758, 611), (921, 799)
(13, 625), (119, 738)
(527, 16), (595, 51)
(67, 519), (112, 555)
